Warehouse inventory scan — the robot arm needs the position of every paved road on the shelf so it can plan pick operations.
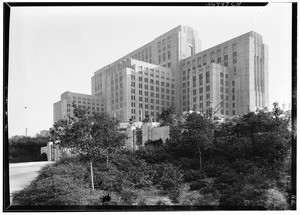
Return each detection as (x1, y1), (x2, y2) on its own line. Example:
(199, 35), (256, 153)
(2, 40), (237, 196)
(9, 161), (54, 197)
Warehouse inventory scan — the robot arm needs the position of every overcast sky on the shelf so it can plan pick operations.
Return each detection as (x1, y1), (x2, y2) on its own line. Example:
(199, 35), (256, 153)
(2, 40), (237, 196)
(8, 3), (292, 137)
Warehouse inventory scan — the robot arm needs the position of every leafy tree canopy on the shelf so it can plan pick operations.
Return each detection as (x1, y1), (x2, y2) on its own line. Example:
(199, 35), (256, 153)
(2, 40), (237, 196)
(50, 105), (127, 161)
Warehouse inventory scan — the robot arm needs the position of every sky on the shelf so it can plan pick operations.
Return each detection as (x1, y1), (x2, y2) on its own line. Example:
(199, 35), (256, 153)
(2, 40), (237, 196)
(8, 3), (292, 137)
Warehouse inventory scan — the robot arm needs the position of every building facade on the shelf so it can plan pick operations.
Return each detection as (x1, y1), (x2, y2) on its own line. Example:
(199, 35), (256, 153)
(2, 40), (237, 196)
(180, 31), (269, 117)
(53, 91), (104, 122)
(55, 25), (268, 123)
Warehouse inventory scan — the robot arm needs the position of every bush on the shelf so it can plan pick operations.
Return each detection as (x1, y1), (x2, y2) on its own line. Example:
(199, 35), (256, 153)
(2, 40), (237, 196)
(156, 200), (167, 205)
(119, 189), (138, 205)
(189, 180), (208, 191)
(93, 165), (127, 192)
(183, 169), (202, 182)
(264, 188), (289, 210)
(168, 188), (180, 203)
(13, 175), (93, 205)
(37, 160), (90, 185)
(152, 163), (183, 191)
(136, 197), (147, 205)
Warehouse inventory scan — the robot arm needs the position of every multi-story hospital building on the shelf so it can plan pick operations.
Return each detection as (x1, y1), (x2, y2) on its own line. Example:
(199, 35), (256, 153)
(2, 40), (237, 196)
(54, 25), (268, 123)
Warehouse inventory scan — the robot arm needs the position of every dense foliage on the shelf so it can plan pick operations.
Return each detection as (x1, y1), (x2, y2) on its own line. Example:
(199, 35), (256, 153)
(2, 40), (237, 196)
(50, 105), (127, 190)
(13, 103), (292, 208)
(9, 136), (48, 163)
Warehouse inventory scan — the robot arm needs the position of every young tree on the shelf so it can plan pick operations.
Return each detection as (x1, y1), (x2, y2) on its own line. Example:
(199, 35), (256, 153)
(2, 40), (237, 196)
(157, 106), (183, 127)
(182, 112), (214, 173)
(165, 112), (213, 172)
(50, 105), (127, 191)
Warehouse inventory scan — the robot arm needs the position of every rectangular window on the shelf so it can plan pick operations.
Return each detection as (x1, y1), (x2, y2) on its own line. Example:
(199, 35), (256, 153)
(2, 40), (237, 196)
(203, 55), (207, 65)
(206, 71), (210, 83)
(193, 76), (196, 87)
(206, 85), (210, 92)
(232, 43), (237, 51)
(233, 51), (237, 57)
(199, 87), (203, 94)
(224, 46), (228, 54)
(199, 74), (203, 85)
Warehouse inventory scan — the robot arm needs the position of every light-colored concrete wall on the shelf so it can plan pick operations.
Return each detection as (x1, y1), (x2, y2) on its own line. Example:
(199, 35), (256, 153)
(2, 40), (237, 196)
(53, 91), (104, 123)
(142, 123), (169, 145)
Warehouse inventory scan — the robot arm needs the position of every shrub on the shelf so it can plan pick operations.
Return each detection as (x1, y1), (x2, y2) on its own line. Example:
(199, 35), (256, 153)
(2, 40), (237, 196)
(93, 166), (127, 192)
(183, 169), (202, 182)
(264, 188), (289, 210)
(13, 175), (90, 205)
(194, 193), (219, 206)
(156, 200), (167, 205)
(168, 188), (180, 204)
(152, 163), (183, 191)
(37, 161), (90, 185)
(189, 180), (208, 191)
(119, 189), (138, 205)
(136, 197), (148, 206)
(179, 190), (203, 205)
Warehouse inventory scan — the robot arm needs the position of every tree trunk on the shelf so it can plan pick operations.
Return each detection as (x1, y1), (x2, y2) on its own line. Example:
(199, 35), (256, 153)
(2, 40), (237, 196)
(106, 155), (109, 167)
(90, 161), (94, 191)
(198, 147), (202, 173)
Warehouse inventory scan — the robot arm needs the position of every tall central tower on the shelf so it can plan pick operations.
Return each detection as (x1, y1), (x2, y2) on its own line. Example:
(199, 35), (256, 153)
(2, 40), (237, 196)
(91, 25), (201, 121)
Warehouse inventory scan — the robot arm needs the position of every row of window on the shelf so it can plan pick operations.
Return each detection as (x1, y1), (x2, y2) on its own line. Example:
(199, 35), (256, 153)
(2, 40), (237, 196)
(131, 109), (161, 118)
(132, 46), (152, 62)
(131, 101), (172, 109)
(66, 106), (104, 112)
(182, 44), (237, 68)
(68, 100), (101, 106)
(70, 97), (100, 103)
(131, 94), (174, 102)
(157, 35), (172, 49)
(132, 67), (171, 77)
(158, 51), (172, 63)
